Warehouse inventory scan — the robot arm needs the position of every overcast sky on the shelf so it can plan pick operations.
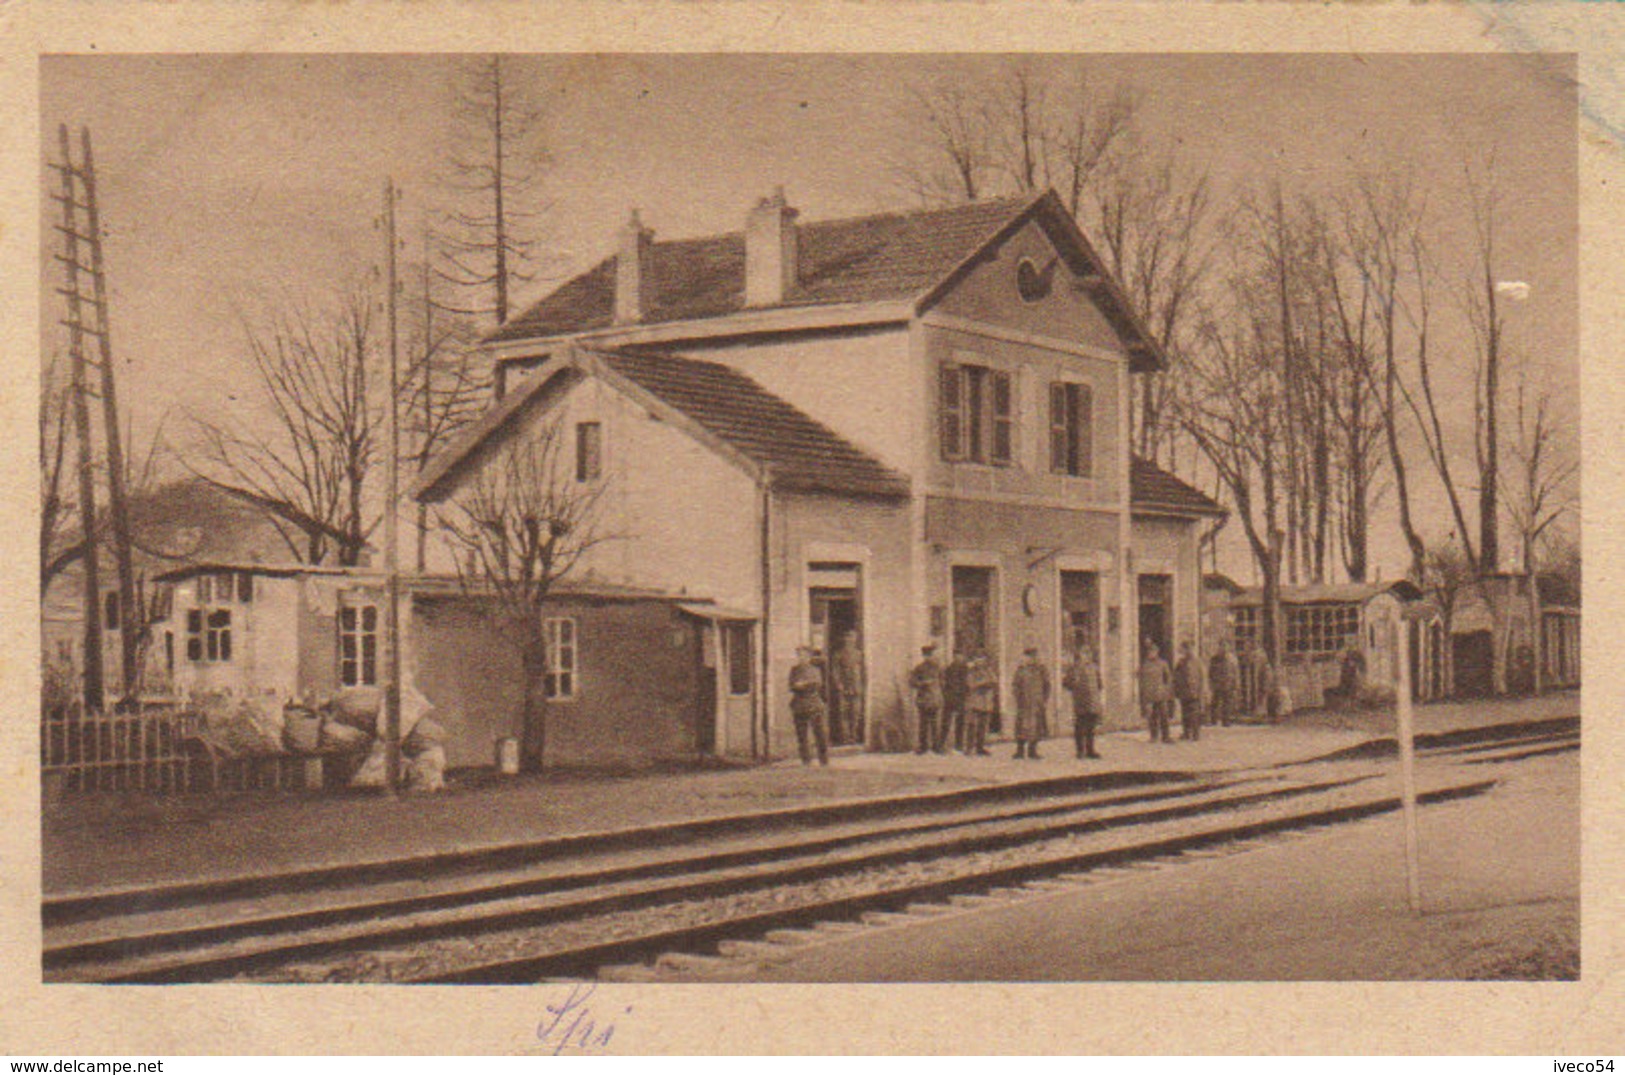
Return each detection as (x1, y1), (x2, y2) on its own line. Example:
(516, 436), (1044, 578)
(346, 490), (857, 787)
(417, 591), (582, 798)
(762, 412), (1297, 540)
(40, 52), (1578, 580)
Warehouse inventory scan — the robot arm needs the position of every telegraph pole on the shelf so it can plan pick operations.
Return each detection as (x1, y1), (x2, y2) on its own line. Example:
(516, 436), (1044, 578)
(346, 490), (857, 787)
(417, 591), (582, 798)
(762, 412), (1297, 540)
(79, 129), (140, 706)
(383, 178), (403, 795)
(53, 124), (103, 714)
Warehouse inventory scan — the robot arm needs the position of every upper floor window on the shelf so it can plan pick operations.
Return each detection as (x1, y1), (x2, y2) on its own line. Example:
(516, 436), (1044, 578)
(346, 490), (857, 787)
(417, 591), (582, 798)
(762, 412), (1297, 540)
(1049, 381), (1093, 477)
(575, 421), (602, 482)
(939, 363), (1013, 467)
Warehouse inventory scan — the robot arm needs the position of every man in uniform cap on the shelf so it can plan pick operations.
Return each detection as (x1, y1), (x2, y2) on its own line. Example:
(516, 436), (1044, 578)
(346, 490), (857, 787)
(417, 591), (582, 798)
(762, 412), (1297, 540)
(788, 645), (829, 766)
(1063, 642), (1104, 759)
(908, 643), (945, 755)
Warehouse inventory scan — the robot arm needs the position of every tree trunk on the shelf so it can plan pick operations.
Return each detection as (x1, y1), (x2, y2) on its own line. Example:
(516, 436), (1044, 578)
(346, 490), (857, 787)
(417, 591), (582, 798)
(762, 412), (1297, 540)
(520, 638), (549, 772)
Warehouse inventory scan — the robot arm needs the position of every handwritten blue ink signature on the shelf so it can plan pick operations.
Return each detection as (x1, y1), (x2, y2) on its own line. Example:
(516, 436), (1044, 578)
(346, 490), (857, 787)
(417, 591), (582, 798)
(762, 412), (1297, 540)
(536, 983), (632, 1055)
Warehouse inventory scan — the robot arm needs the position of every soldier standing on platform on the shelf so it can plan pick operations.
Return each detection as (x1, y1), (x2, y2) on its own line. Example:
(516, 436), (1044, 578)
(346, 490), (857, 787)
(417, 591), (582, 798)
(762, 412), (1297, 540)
(1011, 645), (1051, 760)
(832, 632), (865, 742)
(965, 650), (997, 756)
(1208, 639), (1240, 728)
(788, 645), (829, 766)
(1063, 643), (1104, 759)
(940, 648), (970, 753)
(1139, 638), (1174, 744)
(1174, 639), (1206, 741)
(909, 643), (944, 755)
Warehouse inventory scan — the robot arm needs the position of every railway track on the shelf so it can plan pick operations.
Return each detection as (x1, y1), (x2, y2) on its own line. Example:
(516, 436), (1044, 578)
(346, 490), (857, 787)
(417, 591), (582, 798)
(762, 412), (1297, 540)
(43, 723), (1575, 984)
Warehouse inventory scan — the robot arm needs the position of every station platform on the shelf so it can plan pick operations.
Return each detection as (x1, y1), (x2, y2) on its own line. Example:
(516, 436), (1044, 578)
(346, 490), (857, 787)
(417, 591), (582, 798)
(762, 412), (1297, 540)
(40, 692), (1578, 897)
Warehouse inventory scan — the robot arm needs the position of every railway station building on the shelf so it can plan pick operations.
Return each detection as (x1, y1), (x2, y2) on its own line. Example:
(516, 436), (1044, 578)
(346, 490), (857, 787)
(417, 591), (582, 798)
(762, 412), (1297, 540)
(414, 189), (1225, 765)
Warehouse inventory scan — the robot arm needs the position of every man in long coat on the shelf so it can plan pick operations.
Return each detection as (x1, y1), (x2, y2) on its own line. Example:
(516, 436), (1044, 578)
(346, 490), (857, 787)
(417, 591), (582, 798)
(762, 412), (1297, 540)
(1173, 639), (1206, 741)
(1063, 643), (1104, 759)
(1012, 645), (1051, 760)
(1139, 639), (1174, 744)
(1208, 640), (1240, 727)
(939, 649), (970, 754)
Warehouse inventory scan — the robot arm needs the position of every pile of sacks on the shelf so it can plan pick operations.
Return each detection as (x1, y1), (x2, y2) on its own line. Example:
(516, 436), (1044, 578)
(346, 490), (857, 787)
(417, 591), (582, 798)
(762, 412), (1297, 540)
(185, 686), (448, 793)
(328, 685), (447, 793)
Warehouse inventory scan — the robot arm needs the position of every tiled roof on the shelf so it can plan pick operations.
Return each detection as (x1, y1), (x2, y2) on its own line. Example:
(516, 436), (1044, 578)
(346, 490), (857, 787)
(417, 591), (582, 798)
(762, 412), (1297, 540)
(598, 348), (910, 499)
(413, 345), (910, 502)
(490, 196), (1039, 343)
(1130, 456), (1227, 517)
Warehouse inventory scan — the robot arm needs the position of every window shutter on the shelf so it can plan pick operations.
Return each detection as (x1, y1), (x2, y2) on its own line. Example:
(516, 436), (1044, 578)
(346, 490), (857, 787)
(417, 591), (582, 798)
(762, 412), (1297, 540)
(939, 365), (963, 460)
(1050, 383), (1068, 474)
(1076, 383), (1093, 477)
(991, 370), (1013, 465)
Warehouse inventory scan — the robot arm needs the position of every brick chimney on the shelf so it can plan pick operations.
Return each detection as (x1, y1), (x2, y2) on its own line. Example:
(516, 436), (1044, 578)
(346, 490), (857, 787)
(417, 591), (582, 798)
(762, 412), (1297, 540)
(745, 187), (799, 307)
(614, 209), (655, 325)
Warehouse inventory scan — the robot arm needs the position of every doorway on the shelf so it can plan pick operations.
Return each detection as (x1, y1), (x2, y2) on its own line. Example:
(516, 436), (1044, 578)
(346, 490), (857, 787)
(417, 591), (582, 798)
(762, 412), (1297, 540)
(809, 563), (864, 747)
(1453, 630), (1494, 699)
(951, 565), (997, 662)
(1138, 573), (1173, 661)
(1059, 570), (1100, 658)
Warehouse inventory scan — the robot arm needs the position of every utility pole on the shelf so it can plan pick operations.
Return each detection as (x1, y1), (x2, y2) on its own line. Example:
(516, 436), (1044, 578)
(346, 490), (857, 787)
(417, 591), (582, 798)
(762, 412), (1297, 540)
(416, 228), (433, 574)
(52, 124), (103, 714)
(383, 178), (404, 795)
(79, 128), (140, 706)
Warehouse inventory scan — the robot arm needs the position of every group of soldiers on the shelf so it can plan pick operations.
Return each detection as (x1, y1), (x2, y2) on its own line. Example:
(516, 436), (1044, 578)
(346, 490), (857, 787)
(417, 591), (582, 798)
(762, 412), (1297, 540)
(786, 633), (1264, 767)
(1135, 637), (1245, 744)
(901, 642), (1105, 761)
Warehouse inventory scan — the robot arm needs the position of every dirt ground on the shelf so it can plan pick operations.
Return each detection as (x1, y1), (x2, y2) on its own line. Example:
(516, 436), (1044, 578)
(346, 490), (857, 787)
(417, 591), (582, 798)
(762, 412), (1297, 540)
(676, 750), (1579, 983)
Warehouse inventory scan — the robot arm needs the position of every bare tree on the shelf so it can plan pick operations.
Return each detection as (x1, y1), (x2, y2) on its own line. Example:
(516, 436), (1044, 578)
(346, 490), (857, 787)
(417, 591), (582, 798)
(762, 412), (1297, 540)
(436, 55), (550, 326)
(1320, 215), (1386, 583)
(1464, 159), (1507, 574)
(1501, 368), (1578, 693)
(1179, 281), (1290, 665)
(1092, 150), (1213, 464)
(405, 252), (490, 571)
(189, 292), (383, 566)
(897, 62), (1136, 211)
(436, 422), (611, 772)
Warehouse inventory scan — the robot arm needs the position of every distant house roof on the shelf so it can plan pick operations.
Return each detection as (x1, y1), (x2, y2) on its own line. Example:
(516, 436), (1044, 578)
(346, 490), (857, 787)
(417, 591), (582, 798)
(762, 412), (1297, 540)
(414, 345), (910, 503)
(1232, 579), (1424, 607)
(1130, 457), (1226, 517)
(490, 191), (1165, 372)
(1204, 572), (1244, 595)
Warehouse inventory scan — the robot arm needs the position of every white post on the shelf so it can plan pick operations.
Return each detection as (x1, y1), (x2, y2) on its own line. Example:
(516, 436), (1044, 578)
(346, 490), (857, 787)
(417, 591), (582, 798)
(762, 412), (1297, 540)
(1393, 617), (1421, 914)
(382, 178), (403, 795)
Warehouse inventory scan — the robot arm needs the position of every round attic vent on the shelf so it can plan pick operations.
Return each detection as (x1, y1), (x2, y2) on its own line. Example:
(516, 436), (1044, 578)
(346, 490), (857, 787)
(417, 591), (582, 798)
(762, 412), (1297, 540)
(1016, 257), (1054, 303)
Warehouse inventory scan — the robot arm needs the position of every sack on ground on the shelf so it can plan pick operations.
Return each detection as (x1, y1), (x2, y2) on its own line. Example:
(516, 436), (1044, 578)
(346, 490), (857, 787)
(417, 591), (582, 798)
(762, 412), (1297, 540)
(282, 706), (323, 753)
(328, 686), (384, 733)
(403, 717), (445, 756)
(406, 745), (446, 793)
(320, 718), (371, 752)
(349, 739), (388, 788)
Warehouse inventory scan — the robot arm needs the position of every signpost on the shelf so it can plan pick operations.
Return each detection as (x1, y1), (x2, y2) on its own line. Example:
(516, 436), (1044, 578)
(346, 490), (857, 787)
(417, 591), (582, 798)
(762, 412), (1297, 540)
(1393, 618), (1422, 914)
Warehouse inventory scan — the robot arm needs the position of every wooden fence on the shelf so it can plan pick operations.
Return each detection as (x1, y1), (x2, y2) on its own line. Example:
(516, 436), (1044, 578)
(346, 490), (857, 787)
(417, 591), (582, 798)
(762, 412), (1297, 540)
(42, 704), (194, 792)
